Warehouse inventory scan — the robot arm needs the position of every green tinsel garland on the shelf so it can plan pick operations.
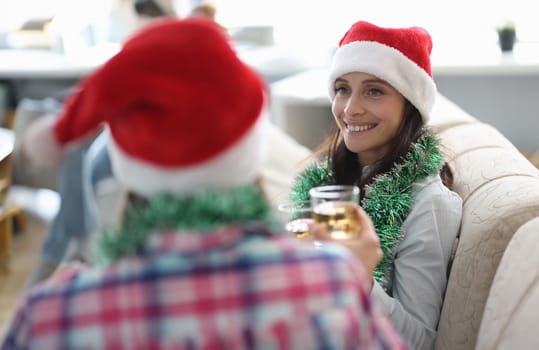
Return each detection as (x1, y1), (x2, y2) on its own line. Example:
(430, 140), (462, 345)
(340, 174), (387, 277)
(290, 129), (443, 289)
(98, 185), (275, 265)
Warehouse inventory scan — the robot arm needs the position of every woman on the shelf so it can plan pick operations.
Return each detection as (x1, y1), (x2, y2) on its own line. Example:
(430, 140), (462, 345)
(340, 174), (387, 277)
(3, 18), (407, 349)
(291, 21), (463, 350)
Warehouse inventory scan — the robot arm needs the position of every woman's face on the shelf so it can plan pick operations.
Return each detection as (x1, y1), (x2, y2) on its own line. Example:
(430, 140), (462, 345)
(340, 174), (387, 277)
(331, 72), (406, 165)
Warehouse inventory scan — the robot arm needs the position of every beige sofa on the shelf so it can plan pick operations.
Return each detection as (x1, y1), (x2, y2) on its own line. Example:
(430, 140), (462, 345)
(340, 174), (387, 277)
(429, 95), (539, 350)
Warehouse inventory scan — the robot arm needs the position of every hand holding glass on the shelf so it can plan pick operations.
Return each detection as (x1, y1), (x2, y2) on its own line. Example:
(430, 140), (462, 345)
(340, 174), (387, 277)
(309, 185), (361, 240)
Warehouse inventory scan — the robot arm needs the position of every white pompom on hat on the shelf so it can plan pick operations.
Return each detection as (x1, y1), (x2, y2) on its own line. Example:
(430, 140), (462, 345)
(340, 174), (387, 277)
(328, 20), (437, 122)
(26, 18), (269, 198)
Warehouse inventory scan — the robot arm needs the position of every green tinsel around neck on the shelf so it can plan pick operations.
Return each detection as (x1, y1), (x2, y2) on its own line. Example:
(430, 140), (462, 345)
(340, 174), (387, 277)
(289, 129), (443, 289)
(98, 185), (275, 265)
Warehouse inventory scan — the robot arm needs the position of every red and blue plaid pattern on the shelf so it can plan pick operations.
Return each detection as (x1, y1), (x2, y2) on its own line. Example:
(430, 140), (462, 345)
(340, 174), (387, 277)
(2, 225), (407, 349)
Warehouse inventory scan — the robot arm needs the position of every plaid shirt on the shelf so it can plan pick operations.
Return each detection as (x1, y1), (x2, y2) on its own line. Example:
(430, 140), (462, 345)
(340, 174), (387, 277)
(2, 224), (407, 350)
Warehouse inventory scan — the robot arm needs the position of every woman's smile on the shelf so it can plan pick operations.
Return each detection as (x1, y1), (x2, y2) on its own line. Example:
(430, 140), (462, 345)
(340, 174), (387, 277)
(344, 121), (378, 133)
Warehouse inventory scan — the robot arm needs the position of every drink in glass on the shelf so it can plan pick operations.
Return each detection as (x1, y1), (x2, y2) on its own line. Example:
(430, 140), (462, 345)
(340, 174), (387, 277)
(309, 185), (361, 240)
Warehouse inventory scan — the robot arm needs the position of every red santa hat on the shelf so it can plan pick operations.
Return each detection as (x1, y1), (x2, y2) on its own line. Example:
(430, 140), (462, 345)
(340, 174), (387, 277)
(25, 18), (269, 197)
(328, 20), (436, 122)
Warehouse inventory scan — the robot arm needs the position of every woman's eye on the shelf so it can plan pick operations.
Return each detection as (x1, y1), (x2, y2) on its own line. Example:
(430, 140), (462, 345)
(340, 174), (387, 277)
(366, 88), (383, 96)
(334, 86), (349, 95)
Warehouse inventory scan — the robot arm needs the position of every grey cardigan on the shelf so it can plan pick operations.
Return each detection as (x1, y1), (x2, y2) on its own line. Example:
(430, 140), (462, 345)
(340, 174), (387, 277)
(371, 174), (463, 350)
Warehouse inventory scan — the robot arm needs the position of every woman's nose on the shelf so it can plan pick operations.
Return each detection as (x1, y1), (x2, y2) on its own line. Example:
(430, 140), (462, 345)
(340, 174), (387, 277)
(344, 94), (366, 116)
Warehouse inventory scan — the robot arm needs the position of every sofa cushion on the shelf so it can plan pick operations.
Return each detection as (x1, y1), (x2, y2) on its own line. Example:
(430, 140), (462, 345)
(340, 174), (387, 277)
(451, 147), (539, 202)
(438, 122), (518, 157)
(437, 123), (539, 201)
(475, 217), (539, 350)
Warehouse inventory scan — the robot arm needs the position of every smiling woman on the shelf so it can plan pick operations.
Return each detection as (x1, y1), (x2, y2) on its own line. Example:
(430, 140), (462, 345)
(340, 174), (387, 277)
(289, 20), (463, 350)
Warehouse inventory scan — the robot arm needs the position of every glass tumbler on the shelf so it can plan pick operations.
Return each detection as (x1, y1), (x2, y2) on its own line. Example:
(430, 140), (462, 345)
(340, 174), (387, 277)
(277, 200), (313, 239)
(309, 185), (361, 240)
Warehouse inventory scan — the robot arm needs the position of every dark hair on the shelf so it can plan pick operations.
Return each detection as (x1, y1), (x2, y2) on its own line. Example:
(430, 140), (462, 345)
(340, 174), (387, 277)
(317, 100), (453, 200)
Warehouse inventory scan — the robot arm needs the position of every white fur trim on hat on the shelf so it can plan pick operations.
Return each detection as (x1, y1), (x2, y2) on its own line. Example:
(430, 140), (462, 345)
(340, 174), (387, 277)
(328, 41), (437, 122)
(108, 108), (270, 197)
